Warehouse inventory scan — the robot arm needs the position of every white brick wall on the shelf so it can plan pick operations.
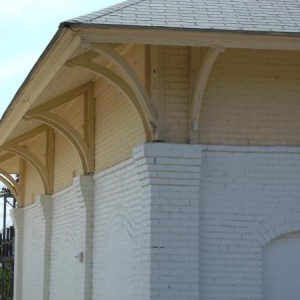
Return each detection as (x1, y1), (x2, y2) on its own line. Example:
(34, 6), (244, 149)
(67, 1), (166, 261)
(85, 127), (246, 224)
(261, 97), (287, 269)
(133, 143), (202, 300)
(19, 196), (52, 300)
(49, 176), (94, 300)
(93, 159), (150, 300)
(199, 145), (300, 300)
(12, 177), (93, 300)
(12, 142), (300, 300)
(49, 186), (82, 300)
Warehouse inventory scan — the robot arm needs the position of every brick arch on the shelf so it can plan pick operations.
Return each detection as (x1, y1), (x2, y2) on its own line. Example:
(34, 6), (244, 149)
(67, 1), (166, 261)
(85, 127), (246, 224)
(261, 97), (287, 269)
(256, 217), (300, 247)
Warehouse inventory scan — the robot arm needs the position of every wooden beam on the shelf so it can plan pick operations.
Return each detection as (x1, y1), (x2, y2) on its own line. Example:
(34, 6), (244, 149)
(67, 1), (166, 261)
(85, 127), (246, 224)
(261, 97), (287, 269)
(150, 45), (165, 141)
(6, 125), (48, 145)
(84, 87), (95, 171)
(27, 82), (94, 115)
(46, 128), (55, 194)
(18, 158), (26, 208)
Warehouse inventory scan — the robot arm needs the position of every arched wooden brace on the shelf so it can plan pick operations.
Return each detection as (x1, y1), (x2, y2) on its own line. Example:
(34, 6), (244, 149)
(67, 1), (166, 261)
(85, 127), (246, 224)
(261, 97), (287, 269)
(85, 43), (157, 126)
(0, 170), (20, 203)
(65, 51), (157, 140)
(0, 144), (51, 195)
(191, 47), (225, 132)
(25, 82), (94, 175)
(25, 111), (92, 174)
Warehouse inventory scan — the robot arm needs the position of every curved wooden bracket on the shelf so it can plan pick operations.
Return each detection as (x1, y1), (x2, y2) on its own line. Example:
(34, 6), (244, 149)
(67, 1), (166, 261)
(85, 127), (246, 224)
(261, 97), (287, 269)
(66, 50), (157, 140)
(86, 43), (157, 124)
(0, 127), (53, 202)
(25, 111), (92, 174)
(24, 82), (95, 175)
(191, 47), (225, 132)
(66, 56), (154, 140)
(0, 144), (51, 194)
(0, 169), (20, 203)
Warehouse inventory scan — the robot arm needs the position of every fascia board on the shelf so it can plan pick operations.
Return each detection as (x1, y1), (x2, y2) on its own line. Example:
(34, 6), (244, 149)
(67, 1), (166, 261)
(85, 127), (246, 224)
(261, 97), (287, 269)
(75, 27), (300, 51)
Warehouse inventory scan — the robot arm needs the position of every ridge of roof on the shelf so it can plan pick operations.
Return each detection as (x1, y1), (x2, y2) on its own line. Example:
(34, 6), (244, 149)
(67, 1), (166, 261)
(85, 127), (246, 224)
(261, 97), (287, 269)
(61, 0), (300, 35)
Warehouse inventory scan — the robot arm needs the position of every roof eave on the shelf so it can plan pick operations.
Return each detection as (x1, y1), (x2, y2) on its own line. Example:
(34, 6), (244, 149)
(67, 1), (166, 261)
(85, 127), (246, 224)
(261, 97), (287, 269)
(63, 23), (300, 51)
(61, 21), (300, 38)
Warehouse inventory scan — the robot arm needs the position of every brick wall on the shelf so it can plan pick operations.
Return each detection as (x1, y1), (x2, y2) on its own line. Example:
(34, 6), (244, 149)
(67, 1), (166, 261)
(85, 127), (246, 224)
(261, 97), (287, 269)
(199, 145), (300, 300)
(133, 143), (202, 300)
(48, 176), (93, 300)
(12, 142), (300, 300)
(93, 159), (150, 300)
(18, 196), (52, 300)
(21, 202), (45, 300)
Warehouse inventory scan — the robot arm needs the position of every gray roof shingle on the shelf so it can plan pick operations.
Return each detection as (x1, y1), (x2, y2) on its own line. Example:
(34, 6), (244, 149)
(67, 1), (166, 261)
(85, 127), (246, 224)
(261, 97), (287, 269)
(63, 0), (300, 35)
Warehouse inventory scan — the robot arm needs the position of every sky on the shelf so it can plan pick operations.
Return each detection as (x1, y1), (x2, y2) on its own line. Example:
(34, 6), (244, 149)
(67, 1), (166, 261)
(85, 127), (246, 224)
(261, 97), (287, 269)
(0, 0), (121, 118)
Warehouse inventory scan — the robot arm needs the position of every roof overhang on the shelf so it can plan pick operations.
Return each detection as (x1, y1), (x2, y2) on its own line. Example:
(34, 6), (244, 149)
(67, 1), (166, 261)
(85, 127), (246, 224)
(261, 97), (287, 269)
(1, 24), (299, 144)
(0, 28), (81, 144)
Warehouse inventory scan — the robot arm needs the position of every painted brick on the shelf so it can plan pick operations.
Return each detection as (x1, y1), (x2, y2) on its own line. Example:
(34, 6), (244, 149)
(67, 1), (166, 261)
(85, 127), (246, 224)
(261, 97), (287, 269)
(93, 159), (150, 300)
(134, 143), (202, 300)
(199, 145), (300, 300)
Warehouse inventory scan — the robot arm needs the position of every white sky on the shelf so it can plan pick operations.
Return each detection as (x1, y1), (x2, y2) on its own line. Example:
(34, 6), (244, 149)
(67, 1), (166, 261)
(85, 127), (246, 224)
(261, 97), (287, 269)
(0, 0), (121, 118)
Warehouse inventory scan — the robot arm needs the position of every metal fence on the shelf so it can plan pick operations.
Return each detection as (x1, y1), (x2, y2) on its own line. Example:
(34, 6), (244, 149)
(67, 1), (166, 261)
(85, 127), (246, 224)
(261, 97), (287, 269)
(0, 226), (14, 300)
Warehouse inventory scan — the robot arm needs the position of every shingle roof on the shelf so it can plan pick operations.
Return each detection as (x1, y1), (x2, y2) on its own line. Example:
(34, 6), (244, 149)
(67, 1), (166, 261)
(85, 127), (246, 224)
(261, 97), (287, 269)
(63, 0), (300, 35)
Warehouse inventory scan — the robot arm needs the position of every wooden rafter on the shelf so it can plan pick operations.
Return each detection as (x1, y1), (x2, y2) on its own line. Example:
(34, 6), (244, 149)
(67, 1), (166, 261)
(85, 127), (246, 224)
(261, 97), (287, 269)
(65, 50), (157, 140)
